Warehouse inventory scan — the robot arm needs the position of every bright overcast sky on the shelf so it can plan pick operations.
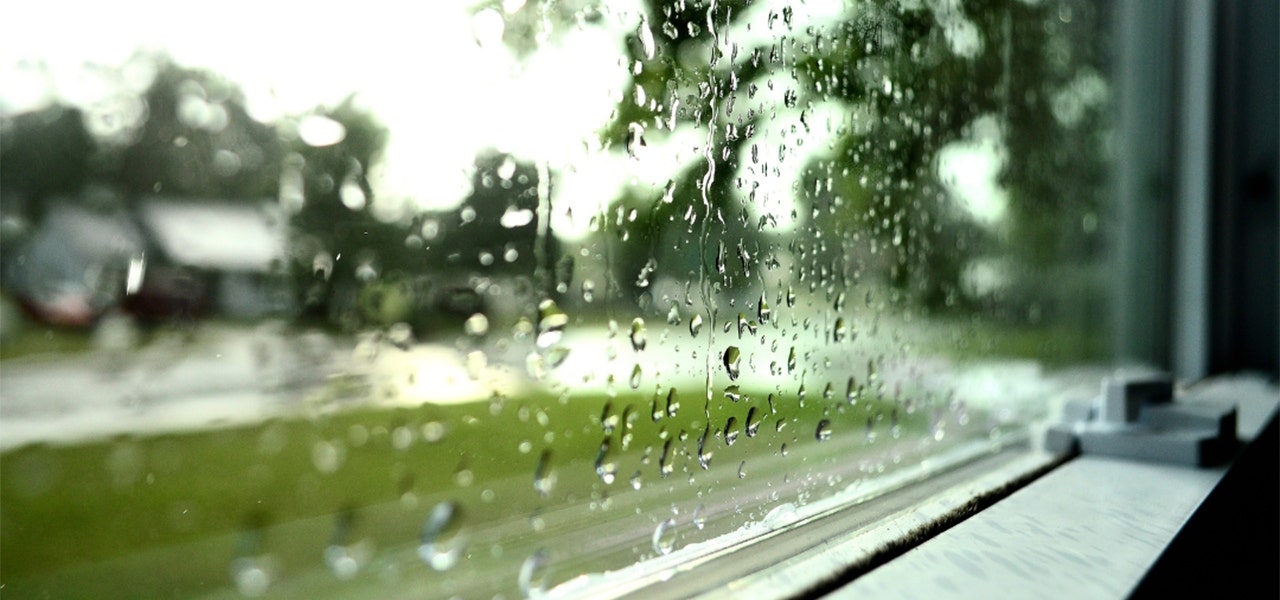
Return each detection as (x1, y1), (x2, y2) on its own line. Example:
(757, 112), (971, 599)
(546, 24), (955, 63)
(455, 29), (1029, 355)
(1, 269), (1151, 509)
(1, 0), (1004, 236)
(1, 1), (646, 218)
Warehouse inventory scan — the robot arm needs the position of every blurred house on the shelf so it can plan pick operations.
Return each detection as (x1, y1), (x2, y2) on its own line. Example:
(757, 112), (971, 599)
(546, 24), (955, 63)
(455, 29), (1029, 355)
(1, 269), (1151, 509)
(3, 198), (296, 327)
(2, 204), (143, 327)
(128, 198), (294, 321)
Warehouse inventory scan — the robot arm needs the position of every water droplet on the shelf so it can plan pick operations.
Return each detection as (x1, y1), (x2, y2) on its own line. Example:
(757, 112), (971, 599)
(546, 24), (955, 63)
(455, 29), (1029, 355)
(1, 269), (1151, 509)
(815, 419), (833, 442)
(534, 450), (555, 497)
(526, 352), (548, 381)
(833, 317), (847, 342)
(629, 364), (643, 390)
(469, 5), (511, 45)
(581, 279), (596, 303)
(323, 544), (361, 580)
(662, 20), (679, 39)
(464, 313), (489, 336)
(786, 286), (797, 307)
(723, 385), (742, 402)
(537, 299), (569, 348)
(601, 402), (618, 435)
(697, 427), (713, 469)
(834, 291), (846, 312)
(666, 304), (682, 325)
(715, 242), (727, 275)
(653, 518), (678, 555)
(519, 549), (550, 596)
(637, 17), (657, 60)
(636, 258), (657, 288)
(666, 388), (680, 417)
(758, 294), (771, 323)
(630, 318), (647, 351)
(746, 407), (761, 437)
(387, 322), (414, 350)
(689, 314), (704, 337)
(595, 438), (617, 484)
(692, 504), (707, 530)
(230, 557), (272, 597)
(723, 346), (741, 380)
(418, 501), (465, 571)
(846, 377), (861, 405)
(546, 346), (570, 368)
(465, 350), (487, 381)
(787, 347), (797, 373)
(724, 417), (740, 446)
(311, 440), (344, 474)
(626, 122), (647, 158)
(659, 439), (675, 478)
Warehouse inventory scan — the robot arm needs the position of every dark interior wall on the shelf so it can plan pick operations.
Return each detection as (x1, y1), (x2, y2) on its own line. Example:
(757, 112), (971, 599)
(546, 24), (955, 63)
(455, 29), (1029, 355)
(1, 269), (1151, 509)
(1211, 0), (1279, 378)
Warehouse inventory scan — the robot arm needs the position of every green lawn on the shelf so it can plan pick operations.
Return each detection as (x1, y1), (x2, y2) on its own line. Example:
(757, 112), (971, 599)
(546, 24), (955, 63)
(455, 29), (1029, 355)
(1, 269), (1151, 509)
(0, 370), (974, 599)
(0, 313), (1093, 598)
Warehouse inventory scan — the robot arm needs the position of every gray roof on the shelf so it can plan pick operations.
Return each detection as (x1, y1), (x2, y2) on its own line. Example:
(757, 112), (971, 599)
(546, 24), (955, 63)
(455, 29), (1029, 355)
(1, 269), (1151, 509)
(138, 199), (286, 272)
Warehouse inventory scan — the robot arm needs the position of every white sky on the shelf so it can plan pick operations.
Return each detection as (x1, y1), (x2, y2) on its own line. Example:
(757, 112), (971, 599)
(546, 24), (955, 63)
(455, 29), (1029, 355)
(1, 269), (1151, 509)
(1, 0), (1006, 237)
(0, 1), (643, 220)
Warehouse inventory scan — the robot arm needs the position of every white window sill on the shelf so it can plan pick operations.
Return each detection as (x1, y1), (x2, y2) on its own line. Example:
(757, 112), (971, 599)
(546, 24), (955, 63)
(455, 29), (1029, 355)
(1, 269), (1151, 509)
(608, 376), (1278, 600)
(831, 376), (1278, 599)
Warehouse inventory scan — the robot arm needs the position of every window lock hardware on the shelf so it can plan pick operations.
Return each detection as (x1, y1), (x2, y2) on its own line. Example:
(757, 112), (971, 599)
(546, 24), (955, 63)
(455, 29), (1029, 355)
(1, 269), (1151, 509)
(1044, 371), (1238, 467)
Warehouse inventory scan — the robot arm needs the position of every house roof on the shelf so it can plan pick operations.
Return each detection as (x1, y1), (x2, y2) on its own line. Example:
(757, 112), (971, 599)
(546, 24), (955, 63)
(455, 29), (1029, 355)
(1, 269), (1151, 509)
(138, 199), (285, 272)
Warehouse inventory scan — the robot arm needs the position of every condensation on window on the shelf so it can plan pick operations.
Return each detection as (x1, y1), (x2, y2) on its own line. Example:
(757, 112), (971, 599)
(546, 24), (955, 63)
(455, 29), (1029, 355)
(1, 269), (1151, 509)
(0, 1), (1112, 598)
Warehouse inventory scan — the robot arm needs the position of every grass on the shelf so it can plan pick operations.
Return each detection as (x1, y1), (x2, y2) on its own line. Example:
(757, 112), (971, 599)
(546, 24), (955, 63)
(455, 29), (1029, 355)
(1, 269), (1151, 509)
(0, 370), (969, 599)
(0, 325), (95, 361)
(0, 312), (1093, 599)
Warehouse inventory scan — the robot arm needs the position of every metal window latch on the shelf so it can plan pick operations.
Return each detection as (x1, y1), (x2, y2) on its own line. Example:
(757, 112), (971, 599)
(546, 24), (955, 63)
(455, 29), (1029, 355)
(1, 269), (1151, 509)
(1044, 371), (1238, 467)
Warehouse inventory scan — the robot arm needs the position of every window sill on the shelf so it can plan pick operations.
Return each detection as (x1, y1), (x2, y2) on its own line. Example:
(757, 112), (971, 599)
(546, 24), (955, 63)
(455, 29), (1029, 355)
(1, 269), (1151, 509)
(588, 375), (1277, 599)
(828, 375), (1278, 599)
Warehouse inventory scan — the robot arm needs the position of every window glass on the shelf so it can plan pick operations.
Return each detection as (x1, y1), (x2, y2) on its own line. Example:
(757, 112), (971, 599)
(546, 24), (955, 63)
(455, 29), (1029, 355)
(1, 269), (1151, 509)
(0, 0), (1111, 597)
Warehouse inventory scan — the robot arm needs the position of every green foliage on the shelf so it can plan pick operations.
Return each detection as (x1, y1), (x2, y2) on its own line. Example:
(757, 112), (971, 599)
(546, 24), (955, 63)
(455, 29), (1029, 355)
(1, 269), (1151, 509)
(0, 105), (95, 221)
(117, 58), (283, 200)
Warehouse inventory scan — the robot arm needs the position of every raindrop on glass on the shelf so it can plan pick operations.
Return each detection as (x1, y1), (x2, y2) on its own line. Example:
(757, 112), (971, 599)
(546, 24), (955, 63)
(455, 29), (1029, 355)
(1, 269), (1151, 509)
(537, 299), (569, 348)
(464, 313), (489, 336)
(689, 313), (704, 337)
(815, 419), (833, 442)
(518, 549), (550, 596)
(745, 406), (761, 437)
(724, 416), (740, 446)
(595, 438), (617, 484)
(418, 501), (464, 571)
(723, 346), (741, 380)
(652, 518), (678, 555)
(697, 427), (713, 469)
(630, 318), (647, 351)
(629, 363), (643, 390)
(665, 388), (680, 417)
(534, 449), (555, 497)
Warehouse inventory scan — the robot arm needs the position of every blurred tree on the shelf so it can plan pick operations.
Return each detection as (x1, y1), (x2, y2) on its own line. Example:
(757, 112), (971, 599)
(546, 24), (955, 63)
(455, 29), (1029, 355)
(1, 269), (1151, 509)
(116, 58), (282, 200)
(285, 96), (397, 330)
(593, 0), (1110, 322)
(0, 104), (95, 223)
